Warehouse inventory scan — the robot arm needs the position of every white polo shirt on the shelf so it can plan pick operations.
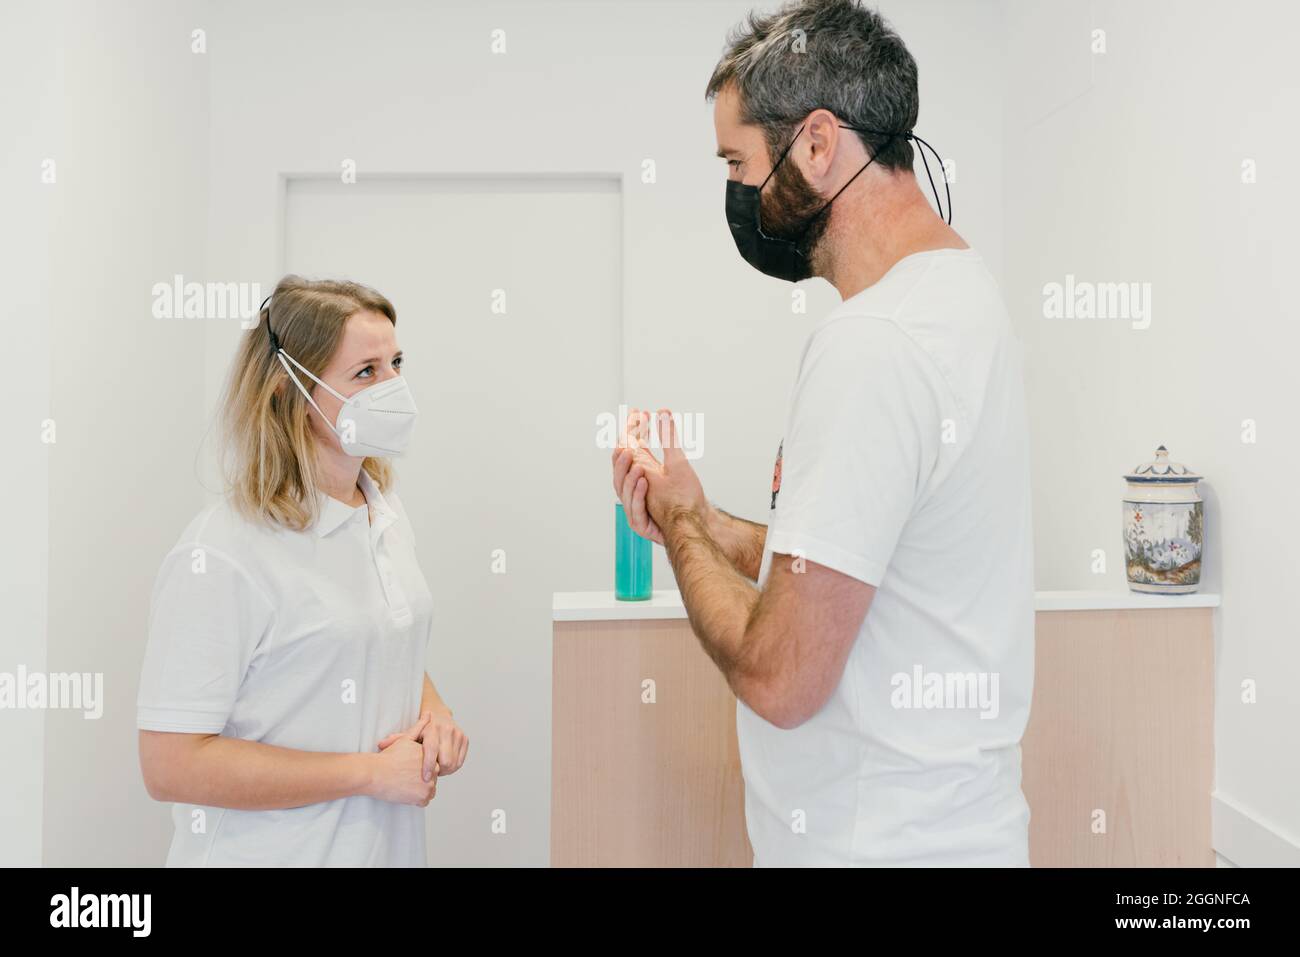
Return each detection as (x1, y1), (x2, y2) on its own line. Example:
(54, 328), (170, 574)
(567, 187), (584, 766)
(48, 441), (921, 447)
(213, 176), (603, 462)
(137, 470), (432, 867)
(739, 248), (1035, 866)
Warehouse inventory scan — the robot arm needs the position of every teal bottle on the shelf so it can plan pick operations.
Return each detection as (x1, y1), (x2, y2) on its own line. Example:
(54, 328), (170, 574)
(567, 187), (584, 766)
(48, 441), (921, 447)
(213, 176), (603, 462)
(615, 502), (652, 600)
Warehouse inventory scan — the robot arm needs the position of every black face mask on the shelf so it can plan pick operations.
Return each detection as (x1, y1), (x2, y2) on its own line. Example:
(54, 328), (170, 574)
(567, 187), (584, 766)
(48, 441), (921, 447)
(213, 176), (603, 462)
(724, 122), (952, 283)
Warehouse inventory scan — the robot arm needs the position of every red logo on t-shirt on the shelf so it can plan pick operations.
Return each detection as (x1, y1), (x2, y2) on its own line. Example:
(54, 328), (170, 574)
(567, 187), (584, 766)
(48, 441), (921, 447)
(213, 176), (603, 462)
(770, 440), (783, 511)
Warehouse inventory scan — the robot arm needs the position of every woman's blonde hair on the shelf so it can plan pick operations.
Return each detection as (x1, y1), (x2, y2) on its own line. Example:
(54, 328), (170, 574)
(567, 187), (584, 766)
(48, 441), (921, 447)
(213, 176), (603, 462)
(220, 274), (397, 531)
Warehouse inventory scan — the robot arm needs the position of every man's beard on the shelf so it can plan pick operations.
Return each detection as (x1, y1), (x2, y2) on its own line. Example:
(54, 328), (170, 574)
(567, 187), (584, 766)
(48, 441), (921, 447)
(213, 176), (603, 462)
(759, 155), (833, 273)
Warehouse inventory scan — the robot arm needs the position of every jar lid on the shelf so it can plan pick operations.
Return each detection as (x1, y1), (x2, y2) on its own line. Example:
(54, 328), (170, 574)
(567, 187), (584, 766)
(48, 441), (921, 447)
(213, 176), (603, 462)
(1124, 445), (1201, 483)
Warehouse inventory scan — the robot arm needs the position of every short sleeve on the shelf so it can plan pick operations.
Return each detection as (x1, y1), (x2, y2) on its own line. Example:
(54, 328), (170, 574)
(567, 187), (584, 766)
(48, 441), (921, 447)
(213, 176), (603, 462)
(136, 544), (275, 733)
(765, 317), (951, 586)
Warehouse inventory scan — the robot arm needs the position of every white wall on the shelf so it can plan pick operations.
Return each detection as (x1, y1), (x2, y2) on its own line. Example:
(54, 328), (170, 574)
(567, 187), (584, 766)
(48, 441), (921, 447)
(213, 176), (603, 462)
(0, 0), (59, 867)
(20, 0), (1291, 872)
(30, 0), (212, 866)
(197, 0), (1006, 867)
(1001, 0), (1300, 860)
(8, 0), (1007, 866)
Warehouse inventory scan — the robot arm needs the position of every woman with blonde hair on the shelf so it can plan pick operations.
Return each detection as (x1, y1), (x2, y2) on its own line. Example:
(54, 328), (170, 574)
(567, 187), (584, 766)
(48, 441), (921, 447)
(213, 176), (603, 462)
(136, 275), (466, 867)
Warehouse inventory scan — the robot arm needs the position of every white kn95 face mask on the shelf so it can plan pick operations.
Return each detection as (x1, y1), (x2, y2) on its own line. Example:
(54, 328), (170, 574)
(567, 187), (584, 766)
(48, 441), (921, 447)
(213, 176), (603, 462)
(275, 348), (419, 459)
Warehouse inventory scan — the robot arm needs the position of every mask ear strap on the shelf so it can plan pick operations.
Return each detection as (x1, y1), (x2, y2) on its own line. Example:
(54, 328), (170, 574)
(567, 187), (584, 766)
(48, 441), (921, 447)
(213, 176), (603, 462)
(760, 124), (806, 190)
(816, 133), (899, 212)
(275, 349), (346, 432)
(840, 124), (952, 225)
(908, 132), (951, 225)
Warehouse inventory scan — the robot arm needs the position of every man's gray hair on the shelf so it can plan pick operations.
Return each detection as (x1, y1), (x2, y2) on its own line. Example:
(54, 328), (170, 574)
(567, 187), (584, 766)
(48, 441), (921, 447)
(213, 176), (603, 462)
(705, 0), (919, 171)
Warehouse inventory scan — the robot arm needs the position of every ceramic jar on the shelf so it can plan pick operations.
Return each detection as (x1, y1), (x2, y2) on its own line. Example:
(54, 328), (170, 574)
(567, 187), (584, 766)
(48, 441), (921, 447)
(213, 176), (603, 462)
(1122, 446), (1203, 594)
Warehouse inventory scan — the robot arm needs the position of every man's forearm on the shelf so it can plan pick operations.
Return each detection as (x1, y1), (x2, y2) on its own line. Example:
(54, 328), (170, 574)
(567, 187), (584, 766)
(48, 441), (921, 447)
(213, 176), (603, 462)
(706, 506), (767, 580)
(663, 507), (760, 685)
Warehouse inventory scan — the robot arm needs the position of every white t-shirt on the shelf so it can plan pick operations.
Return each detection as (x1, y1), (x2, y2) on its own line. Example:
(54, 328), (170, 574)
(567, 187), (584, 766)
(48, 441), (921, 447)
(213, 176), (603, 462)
(137, 469), (432, 866)
(738, 247), (1035, 867)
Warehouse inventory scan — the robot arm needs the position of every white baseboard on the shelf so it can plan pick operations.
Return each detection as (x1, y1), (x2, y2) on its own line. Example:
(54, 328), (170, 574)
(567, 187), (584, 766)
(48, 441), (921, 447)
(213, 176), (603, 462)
(1212, 792), (1300, 868)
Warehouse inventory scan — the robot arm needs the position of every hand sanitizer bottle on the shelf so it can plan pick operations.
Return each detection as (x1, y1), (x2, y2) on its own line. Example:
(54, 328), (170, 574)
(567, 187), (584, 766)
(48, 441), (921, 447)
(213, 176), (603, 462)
(615, 501), (652, 601)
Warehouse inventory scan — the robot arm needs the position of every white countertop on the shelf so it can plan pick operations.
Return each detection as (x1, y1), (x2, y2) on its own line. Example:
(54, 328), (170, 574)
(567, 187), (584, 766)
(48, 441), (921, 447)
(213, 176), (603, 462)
(553, 589), (1222, 621)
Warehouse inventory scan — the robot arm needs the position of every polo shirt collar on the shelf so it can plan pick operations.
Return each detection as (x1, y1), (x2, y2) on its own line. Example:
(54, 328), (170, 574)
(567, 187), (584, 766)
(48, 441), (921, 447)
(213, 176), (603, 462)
(313, 470), (398, 537)
(315, 491), (362, 537)
(358, 468), (399, 532)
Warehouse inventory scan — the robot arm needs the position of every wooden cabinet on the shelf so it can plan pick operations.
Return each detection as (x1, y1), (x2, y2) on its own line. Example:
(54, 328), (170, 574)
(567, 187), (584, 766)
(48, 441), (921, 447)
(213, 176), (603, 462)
(551, 591), (1217, 867)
